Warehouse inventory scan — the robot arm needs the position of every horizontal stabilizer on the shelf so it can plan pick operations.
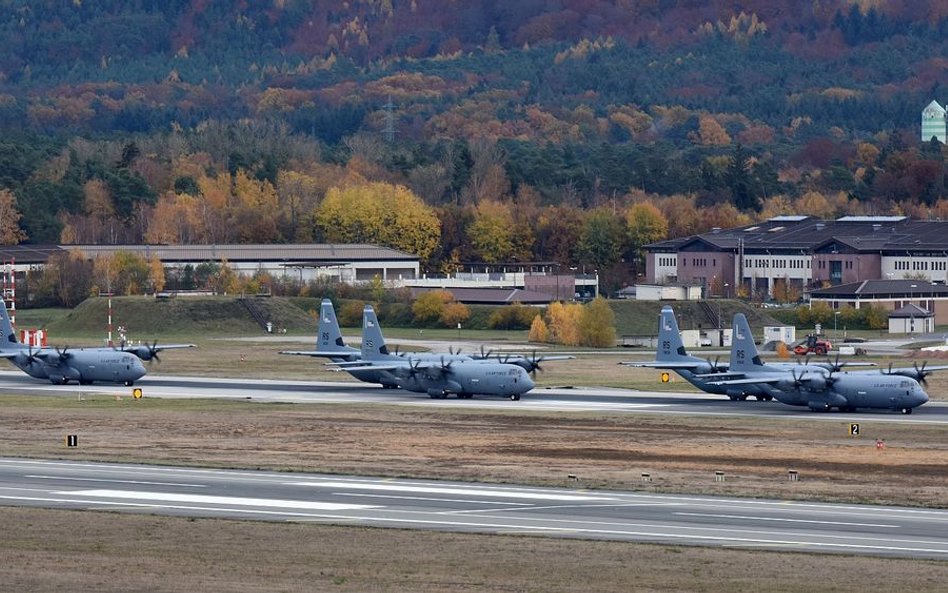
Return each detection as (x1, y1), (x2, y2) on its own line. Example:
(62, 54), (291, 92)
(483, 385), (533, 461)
(329, 363), (402, 372)
(621, 361), (730, 370)
(279, 350), (358, 358)
(707, 374), (787, 386)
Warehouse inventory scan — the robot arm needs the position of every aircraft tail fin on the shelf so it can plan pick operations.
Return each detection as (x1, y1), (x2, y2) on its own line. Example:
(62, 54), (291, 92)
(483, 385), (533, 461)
(730, 313), (765, 372)
(361, 305), (391, 361)
(656, 306), (694, 362)
(317, 299), (354, 353)
(0, 299), (21, 348)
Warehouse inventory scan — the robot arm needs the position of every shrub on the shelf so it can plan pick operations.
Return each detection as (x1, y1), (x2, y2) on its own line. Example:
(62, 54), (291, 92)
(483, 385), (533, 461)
(487, 302), (539, 330)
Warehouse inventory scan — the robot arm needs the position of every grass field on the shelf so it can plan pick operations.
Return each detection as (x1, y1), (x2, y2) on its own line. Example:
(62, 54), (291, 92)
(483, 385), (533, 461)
(4, 506), (947, 593)
(4, 299), (948, 591)
(2, 398), (948, 592)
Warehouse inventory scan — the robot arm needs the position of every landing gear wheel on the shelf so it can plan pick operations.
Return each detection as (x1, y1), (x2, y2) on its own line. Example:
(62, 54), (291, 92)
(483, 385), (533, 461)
(755, 395), (772, 401)
(901, 408), (913, 415)
(124, 380), (134, 387)
(510, 394), (521, 401)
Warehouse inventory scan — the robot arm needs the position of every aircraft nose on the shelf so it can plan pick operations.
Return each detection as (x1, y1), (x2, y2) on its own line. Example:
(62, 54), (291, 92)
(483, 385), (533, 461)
(523, 371), (535, 391)
(916, 387), (930, 406)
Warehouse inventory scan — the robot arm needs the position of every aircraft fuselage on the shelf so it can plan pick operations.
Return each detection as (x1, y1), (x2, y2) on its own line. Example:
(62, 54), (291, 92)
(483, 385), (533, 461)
(8, 349), (147, 386)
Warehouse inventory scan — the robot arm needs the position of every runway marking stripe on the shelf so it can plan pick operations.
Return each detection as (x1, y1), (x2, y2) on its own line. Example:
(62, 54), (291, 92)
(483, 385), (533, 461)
(335, 493), (533, 506)
(27, 475), (207, 488)
(674, 512), (899, 528)
(2, 494), (946, 557)
(60, 489), (379, 511)
(288, 481), (614, 501)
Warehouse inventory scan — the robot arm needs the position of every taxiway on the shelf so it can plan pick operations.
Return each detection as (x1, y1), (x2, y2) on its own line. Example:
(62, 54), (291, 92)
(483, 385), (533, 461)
(0, 370), (946, 423)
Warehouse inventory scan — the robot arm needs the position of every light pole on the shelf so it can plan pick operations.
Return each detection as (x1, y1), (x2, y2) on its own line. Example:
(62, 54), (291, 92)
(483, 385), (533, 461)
(834, 310), (840, 339)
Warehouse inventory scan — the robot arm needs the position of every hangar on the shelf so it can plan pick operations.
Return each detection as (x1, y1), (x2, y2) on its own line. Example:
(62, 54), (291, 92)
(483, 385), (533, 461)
(0, 243), (420, 284)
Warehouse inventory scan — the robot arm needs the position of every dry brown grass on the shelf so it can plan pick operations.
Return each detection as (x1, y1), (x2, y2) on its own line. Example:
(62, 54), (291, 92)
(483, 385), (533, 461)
(3, 506), (948, 593)
(4, 340), (948, 592)
(3, 399), (946, 506)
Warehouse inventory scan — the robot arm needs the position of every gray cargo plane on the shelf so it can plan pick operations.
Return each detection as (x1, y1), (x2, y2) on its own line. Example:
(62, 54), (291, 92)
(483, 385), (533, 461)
(329, 305), (535, 400)
(620, 305), (774, 400)
(621, 306), (876, 401)
(0, 300), (193, 386)
(280, 298), (566, 386)
(280, 298), (478, 388)
(707, 313), (931, 413)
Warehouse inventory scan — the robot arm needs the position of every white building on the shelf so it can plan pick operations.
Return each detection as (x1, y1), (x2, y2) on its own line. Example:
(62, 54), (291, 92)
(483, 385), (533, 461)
(922, 100), (946, 144)
(60, 244), (420, 284)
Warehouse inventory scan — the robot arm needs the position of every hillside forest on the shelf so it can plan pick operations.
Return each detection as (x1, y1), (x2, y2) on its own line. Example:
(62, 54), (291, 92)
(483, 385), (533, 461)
(1, 0), (947, 299)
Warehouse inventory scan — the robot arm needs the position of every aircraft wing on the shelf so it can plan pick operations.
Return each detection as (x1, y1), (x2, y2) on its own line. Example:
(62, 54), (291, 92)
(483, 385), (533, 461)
(118, 343), (195, 353)
(496, 354), (575, 362)
(326, 360), (376, 367)
(328, 363), (402, 372)
(0, 350), (24, 359)
(882, 364), (948, 377)
(279, 350), (359, 358)
(692, 371), (746, 380)
(620, 361), (730, 370)
(706, 373), (789, 386)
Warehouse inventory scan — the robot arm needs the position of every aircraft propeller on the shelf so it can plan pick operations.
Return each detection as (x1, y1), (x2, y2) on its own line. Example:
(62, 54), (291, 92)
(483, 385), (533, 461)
(790, 368), (806, 388)
(406, 359), (423, 380)
(55, 345), (72, 361)
(880, 361), (931, 386)
(138, 340), (162, 363)
(913, 361), (931, 386)
(477, 345), (494, 360)
(705, 355), (725, 373)
(25, 345), (42, 365)
(523, 350), (545, 377)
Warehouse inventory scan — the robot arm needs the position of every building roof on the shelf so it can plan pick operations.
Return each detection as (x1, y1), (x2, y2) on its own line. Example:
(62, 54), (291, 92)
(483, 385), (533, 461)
(889, 303), (933, 319)
(810, 279), (948, 299)
(0, 244), (67, 264)
(0, 243), (419, 267)
(64, 244), (417, 263)
(923, 100), (945, 115)
(410, 286), (552, 305)
(647, 217), (948, 255)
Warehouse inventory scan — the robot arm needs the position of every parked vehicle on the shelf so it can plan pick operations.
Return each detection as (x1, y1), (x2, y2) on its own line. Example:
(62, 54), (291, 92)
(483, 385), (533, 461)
(793, 334), (832, 356)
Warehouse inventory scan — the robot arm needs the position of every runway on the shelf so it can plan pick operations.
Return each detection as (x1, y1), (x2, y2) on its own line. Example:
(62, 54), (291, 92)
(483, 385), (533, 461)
(1, 457), (946, 559)
(1, 370), (947, 424)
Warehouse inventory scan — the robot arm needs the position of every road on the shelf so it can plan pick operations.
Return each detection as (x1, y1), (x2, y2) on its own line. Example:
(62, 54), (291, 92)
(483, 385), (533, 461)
(1, 457), (945, 559)
(1, 370), (947, 424)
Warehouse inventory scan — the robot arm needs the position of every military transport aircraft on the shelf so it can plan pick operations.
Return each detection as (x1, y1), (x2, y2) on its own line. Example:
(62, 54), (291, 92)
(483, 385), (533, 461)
(0, 301), (194, 386)
(619, 305), (744, 397)
(706, 313), (932, 414)
(328, 305), (536, 400)
(280, 298), (567, 383)
(280, 298), (478, 388)
(621, 305), (875, 401)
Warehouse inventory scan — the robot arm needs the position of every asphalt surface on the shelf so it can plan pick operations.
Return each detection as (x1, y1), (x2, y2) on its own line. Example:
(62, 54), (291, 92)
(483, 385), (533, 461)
(1, 458), (946, 559)
(1, 370), (946, 424)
